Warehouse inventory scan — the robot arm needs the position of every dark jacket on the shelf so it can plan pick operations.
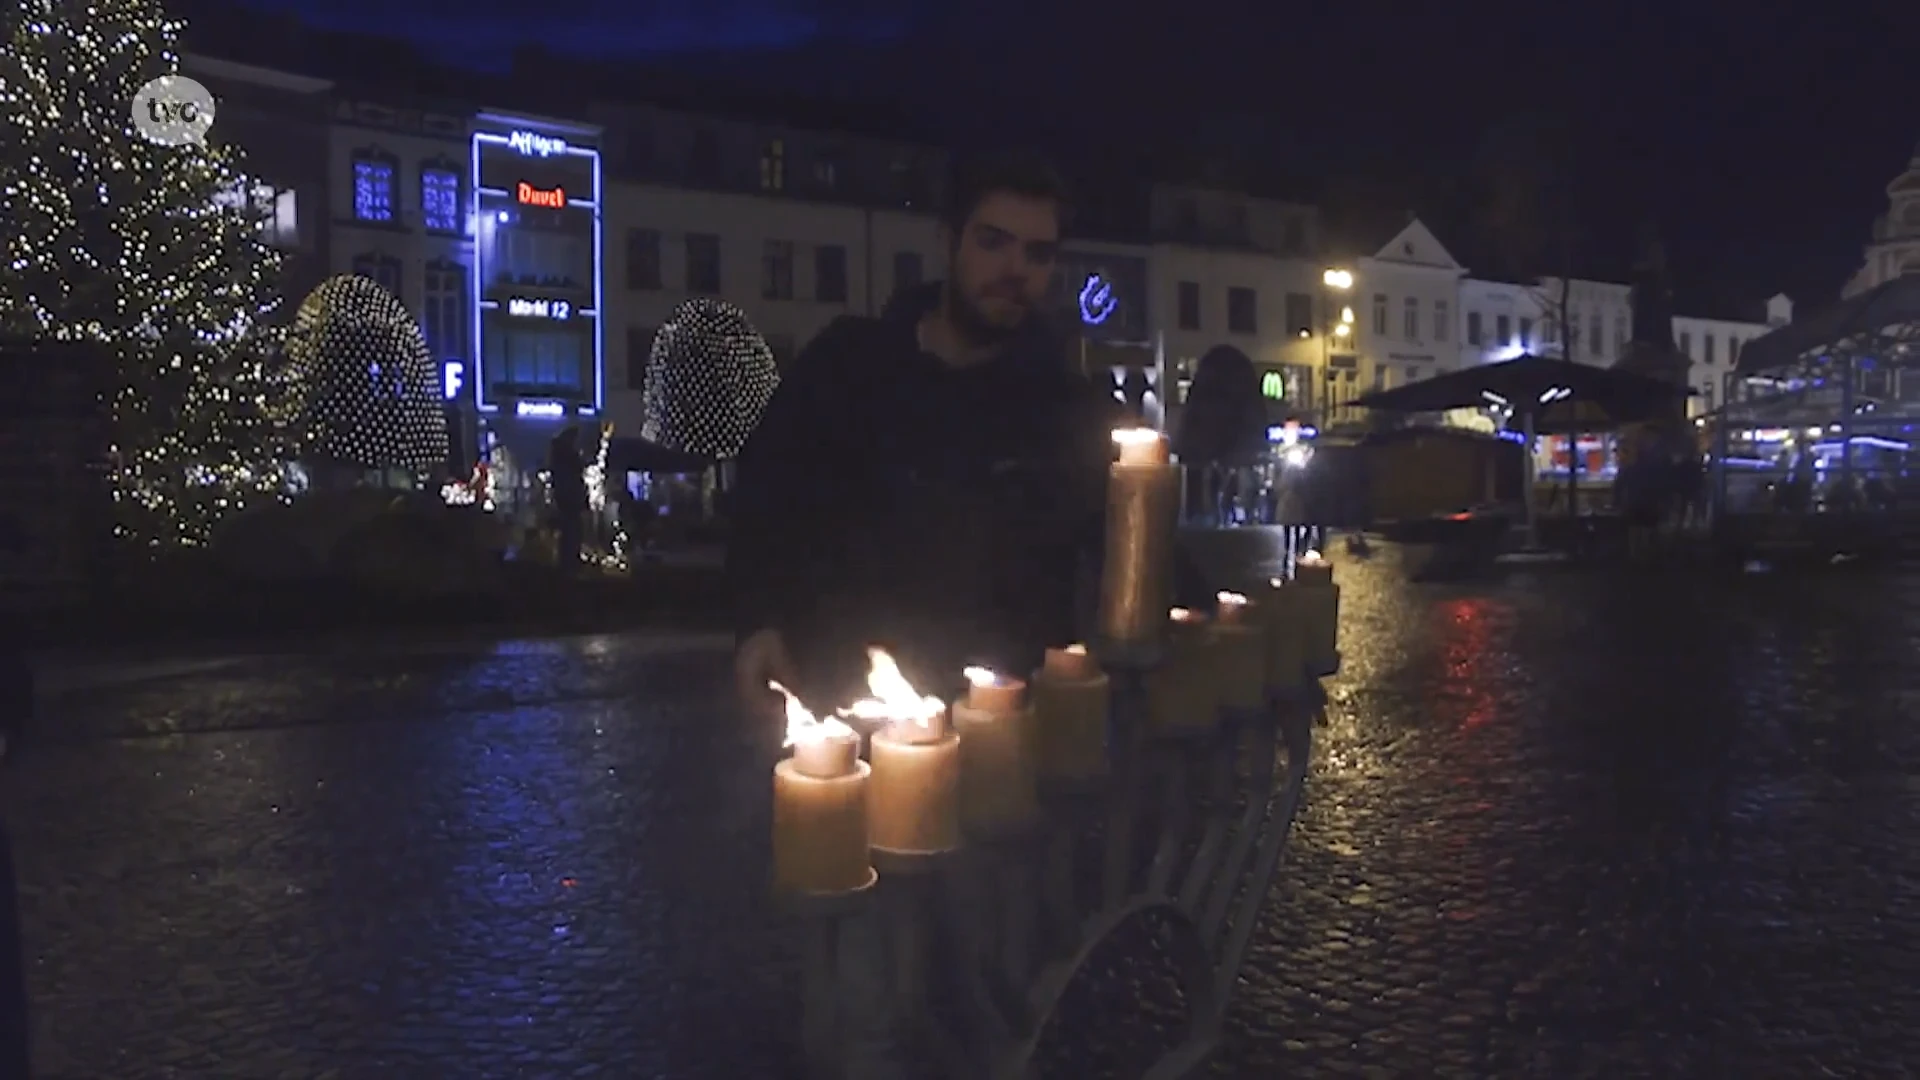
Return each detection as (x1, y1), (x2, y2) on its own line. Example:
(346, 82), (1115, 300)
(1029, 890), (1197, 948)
(728, 283), (1201, 702)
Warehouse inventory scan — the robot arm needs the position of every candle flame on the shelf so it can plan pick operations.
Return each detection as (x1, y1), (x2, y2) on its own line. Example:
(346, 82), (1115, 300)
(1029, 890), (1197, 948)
(1268, 577), (1285, 588)
(1170, 606), (1202, 622)
(1111, 427), (1160, 446)
(1064, 643), (1088, 655)
(1300, 549), (1325, 564)
(1217, 591), (1248, 606)
(771, 681), (854, 747)
(962, 666), (1001, 688)
(836, 648), (945, 727)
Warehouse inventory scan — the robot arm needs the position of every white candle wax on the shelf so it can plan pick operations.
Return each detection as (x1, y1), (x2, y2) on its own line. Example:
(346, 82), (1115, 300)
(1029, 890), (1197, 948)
(954, 668), (1035, 833)
(1032, 644), (1110, 780)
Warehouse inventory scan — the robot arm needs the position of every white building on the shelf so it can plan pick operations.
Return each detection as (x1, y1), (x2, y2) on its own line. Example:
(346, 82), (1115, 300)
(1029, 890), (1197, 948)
(1671, 295), (1791, 413)
(1147, 184), (1323, 420)
(1351, 219), (1467, 398)
(1842, 140), (1920, 298)
(1456, 277), (1544, 367)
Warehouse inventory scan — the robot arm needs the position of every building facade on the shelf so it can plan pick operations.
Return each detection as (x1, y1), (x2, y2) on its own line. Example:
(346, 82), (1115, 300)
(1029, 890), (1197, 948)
(1842, 140), (1920, 299)
(1351, 220), (1467, 400)
(1671, 295), (1791, 413)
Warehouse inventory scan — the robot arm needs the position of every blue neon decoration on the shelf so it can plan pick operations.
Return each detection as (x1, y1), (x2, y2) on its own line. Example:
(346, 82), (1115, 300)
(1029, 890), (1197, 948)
(471, 127), (602, 415)
(516, 400), (567, 418)
(1078, 273), (1117, 325)
(442, 360), (464, 401)
(506, 298), (571, 320)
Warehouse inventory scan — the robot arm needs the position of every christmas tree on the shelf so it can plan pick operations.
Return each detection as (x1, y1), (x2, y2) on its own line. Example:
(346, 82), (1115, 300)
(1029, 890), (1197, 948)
(0, 0), (293, 547)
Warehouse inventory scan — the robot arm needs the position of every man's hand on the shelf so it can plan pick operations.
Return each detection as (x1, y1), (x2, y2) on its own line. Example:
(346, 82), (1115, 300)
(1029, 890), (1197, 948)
(734, 628), (799, 716)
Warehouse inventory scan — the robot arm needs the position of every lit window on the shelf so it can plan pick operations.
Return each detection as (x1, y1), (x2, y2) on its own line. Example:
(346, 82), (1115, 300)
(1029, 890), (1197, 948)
(760, 139), (784, 192)
(352, 153), (396, 222)
(421, 166), (461, 233)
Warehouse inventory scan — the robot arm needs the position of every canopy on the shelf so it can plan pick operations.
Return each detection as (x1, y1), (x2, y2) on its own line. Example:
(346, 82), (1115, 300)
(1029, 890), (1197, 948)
(1735, 273), (1920, 374)
(1353, 354), (1687, 423)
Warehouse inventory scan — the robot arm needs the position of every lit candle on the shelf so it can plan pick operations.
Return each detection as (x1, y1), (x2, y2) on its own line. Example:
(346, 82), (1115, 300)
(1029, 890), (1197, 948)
(1209, 591), (1266, 711)
(1030, 644), (1110, 781)
(1097, 428), (1179, 647)
(1256, 577), (1309, 691)
(1291, 550), (1340, 673)
(1148, 607), (1221, 734)
(952, 667), (1037, 835)
(841, 649), (961, 855)
(770, 682), (873, 896)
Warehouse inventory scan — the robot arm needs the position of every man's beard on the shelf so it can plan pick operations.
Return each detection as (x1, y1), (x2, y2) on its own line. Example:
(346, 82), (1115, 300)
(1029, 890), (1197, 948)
(945, 286), (1029, 350)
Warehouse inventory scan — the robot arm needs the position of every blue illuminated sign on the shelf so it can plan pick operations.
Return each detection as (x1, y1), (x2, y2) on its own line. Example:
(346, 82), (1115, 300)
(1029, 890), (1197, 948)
(442, 360), (464, 401)
(516, 400), (567, 418)
(507, 297), (571, 320)
(472, 124), (603, 416)
(1079, 273), (1117, 325)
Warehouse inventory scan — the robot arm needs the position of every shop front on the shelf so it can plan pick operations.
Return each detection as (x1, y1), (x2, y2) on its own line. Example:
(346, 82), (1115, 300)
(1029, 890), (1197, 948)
(458, 115), (604, 526)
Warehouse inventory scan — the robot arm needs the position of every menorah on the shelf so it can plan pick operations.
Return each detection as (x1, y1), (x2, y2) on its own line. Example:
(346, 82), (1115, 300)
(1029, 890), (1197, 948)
(785, 652), (1328, 1079)
(765, 429), (1337, 1079)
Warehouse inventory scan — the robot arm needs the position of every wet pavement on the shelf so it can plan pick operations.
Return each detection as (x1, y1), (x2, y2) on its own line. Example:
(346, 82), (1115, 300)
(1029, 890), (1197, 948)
(10, 545), (1920, 1078)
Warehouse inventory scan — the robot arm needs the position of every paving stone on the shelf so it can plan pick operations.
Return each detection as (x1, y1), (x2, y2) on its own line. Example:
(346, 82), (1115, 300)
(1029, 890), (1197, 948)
(7, 554), (1920, 1076)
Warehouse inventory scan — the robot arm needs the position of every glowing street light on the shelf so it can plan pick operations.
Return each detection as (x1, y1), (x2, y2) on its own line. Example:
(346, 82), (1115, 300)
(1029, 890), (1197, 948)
(1333, 323), (1351, 338)
(1322, 268), (1353, 290)
(1340, 306), (1355, 324)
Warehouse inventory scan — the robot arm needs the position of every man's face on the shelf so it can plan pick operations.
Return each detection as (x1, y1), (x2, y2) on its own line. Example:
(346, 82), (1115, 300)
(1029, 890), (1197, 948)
(947, 191), (1061, 339)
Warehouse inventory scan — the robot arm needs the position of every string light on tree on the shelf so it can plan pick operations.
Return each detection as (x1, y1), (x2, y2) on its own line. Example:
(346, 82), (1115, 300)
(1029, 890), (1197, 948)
(1, 0), (294, 545)
(641, 298), (779, 459)
(284, 275), (449, 476)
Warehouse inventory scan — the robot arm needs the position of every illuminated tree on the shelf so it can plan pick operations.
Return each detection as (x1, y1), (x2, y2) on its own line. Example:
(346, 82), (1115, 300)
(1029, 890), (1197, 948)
(0, 0), (295, 546)
(283, 275), (449, 478)
(641, 298), (779, 459)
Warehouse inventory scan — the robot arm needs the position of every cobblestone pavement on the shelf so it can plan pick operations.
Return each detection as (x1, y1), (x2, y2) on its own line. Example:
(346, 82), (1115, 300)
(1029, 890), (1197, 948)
(10, 548), (1920, 1078)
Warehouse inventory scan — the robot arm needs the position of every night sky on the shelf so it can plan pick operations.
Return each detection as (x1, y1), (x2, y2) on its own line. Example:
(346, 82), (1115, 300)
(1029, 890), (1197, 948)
(242, 0), (1919, 318)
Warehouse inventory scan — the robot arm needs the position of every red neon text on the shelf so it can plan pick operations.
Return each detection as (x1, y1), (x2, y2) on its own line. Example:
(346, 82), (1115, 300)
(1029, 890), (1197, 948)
(516, 182), (566, 208)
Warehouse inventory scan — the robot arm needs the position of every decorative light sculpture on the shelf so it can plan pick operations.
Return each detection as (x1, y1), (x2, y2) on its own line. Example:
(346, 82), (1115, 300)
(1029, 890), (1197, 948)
(284, 275), (449, 475)
(640, 298), (779, 459)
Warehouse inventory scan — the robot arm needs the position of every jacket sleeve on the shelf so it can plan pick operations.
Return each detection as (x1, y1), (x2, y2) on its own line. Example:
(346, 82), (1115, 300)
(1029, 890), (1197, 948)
(726, 321), (857, 642)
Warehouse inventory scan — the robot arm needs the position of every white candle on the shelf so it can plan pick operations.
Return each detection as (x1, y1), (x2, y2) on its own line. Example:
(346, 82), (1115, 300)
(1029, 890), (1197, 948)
(769, 683), (872, 896)
(1257, 577), (1309, 690)
(1148, 607), (1221, 734)
(1209, 591), (1266, 710)
(1290, 553), (1340, 672)
(1098, 429), (1179, 645)
(952, 667), (1037, 834)
(839, 649), (961, 854)
(1031, 644), (1110, 780)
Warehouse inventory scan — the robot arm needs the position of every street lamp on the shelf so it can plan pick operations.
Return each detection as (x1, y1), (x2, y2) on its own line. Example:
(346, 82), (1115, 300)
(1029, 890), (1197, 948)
(1321, 269), (1354, 424)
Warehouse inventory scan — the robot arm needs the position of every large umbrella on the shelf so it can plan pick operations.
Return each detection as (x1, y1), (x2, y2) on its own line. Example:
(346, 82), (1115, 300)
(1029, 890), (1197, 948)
(1353, 354), (1689, 547)
(1735, 273), (1920, 375)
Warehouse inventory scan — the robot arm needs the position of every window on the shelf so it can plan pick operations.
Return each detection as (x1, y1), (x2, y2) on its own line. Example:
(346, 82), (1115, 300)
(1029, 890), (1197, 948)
(485, 325), (587, 395)
(1590, 310), (1604, 357)
(1176, 281), (1201, 330)
(815, 245), (849, 303)
(625, 228), (661, 290)
(1519, 317), (1533, 347)
(1284, 292), (1313, 336)
(626, 326), (657, 390)
(893, 251), (923, 293)
(1615, 314), (1628, 355)
(762, 240), (794, 300)
(1372, 293), (1388, 336)
(351, 151), (396, 223)
(1435, 300), (1450, 342)
(1679, 331), (1692, 356)
(690, 129), (721, 184)
(1703, 335), (1717, 364)
(1466, 311), (1483, 346)
(352, 252), (402, 297)
(813, 149), (843, 192)
(1402, 296), (1419, 341)
(685, 233), (721, 294)
(891, 155), (928, 208)
(1226, 287), (1257, 334)
(422, 260), (467, 363)
(1495, 314), (1512, 346)
(760, 139), (784, 192)
(420, 165), (461, 233)
(1282, 217), (1306, 253)
(1729, 338), (1741, 364)
(1566, 313), (1580, 351)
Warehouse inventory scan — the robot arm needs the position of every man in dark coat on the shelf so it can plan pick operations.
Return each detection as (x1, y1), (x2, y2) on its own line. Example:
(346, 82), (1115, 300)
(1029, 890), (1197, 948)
(728, 151), (1206, 711)
(547, 426), (588, 569)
